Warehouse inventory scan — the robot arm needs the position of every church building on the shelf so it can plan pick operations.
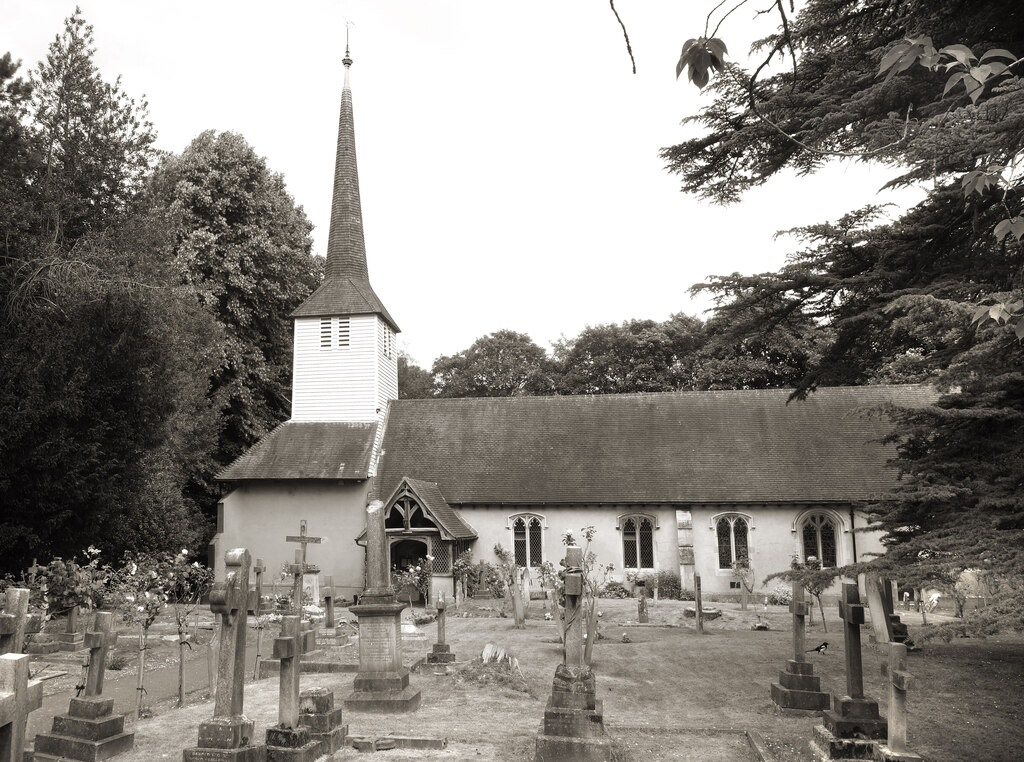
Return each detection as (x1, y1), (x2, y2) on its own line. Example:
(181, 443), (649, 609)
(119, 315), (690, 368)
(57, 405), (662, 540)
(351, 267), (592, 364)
(213, 52), (933, 602)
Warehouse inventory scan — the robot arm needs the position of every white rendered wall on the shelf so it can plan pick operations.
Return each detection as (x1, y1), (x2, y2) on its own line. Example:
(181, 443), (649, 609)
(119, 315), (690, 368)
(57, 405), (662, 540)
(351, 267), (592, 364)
(218, 481), (372, 599)
(291, 314), (380, 422)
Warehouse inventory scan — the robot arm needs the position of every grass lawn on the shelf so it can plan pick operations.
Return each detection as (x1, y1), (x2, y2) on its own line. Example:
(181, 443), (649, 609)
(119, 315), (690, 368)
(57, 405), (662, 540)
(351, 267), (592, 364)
(59, 597), (1024, 761)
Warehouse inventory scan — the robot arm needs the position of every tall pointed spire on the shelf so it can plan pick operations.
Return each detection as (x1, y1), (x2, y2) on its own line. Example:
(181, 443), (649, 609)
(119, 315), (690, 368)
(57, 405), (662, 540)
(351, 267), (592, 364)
(293, 44), (398, 330)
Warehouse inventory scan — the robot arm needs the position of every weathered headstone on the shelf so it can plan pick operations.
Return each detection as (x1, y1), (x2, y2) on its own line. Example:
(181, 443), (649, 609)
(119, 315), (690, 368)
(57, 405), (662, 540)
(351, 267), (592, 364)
(812, 583), (887, 760)
(0, 653), (42, 762)
(34, 611), (136, 762)
(322, 576), (335, 629)
(248, 558), (266, 616)
(297, 688), (348, 757)
(535, 546), (612, 762)
(184, 548), (266, 761)
(285, 522), (322, 616)
(344, 501), (421, 713)
(694, 574), (705, 634)
(57, 605), (85, 652)
(867, 575), (911, 647)
(0, 589), (37, 655)
(426, 594), (455, 666)
(637, 592), (649, 624)
(874, 642), (922, 761)
(771, 581), (830, 710)
(264, 616), (319, 761)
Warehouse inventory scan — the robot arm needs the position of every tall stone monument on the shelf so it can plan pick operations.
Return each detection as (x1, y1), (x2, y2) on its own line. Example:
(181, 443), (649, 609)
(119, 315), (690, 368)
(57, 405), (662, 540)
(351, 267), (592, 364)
(184, 548), (267, 761)
(812, 583), (887, 760)
(34, 611), (136, 761)
(771, 581), (830, 710)
(535, 546), (612, 762)
(875, 643), (922, 762)
(343, 500), (421, 712)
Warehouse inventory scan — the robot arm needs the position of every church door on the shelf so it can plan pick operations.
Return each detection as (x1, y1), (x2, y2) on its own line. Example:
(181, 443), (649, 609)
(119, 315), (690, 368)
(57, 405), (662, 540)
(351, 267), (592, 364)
(390, 539), (429, 603)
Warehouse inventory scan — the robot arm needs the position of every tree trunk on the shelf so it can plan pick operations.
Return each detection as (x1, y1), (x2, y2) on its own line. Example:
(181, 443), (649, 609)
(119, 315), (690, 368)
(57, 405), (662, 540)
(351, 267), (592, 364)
(178, 638), (185, 707)
(817, 595), (828, 633)
(136, 631), (146, 718)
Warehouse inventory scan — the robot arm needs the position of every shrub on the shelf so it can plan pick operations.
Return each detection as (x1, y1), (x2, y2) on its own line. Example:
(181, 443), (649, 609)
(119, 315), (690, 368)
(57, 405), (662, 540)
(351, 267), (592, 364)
(766, 581), (793, 606)
(653, 571), (683, 600)
(466, 561), (504, 598)
(599, 580), (631, 599)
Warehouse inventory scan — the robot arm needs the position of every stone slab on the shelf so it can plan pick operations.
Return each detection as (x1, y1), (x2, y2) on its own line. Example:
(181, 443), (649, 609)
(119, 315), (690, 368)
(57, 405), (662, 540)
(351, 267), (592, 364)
(69, 697), (114, 720)
(874, 744), (924, 762)
(352, 669), (410, 693)
(425, 651), (455, 664)
(347, 735), (447, 751)
(257, 659), (357, 678)
(51, 712), (126, 740)
(298, 687), (334, 715)
(786, 660), (816, 676)
(779, 670), (822, 692)
(343, 686), (421, 713)
(198, 717), (257, 749)
(33, 729), (136, 761)
(535, 733), (614, 762)
(296, 707), (342, 732)
(305, 724), (347, 755)
(541, 704), (606, 738)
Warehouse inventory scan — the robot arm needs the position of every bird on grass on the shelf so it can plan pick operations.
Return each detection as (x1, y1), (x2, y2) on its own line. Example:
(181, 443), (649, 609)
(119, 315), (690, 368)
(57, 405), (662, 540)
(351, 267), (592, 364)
(806, 641), (828, 654)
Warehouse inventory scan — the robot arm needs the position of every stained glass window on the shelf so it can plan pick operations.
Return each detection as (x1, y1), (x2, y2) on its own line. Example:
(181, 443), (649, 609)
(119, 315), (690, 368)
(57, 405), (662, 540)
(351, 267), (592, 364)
(716, 516), (751, 568)
(513, 517), (527, 567)
(529, 517), (543, 567)
(717, 519), (732, 568)
(622, 518), (638, 568)
(802, 513), (839, 568)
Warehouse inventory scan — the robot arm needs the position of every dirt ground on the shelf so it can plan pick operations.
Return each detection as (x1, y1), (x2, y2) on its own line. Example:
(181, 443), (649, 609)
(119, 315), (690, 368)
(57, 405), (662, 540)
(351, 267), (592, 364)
(25, 597), (1024, 761)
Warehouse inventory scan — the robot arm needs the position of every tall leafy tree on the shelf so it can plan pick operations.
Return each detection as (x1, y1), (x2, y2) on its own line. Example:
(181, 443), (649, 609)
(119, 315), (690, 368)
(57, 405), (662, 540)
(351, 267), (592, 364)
(662, 0), (1024, 621)
(398, 352), (435, 399)
(432, 330), (555, 397)
(30, 8), (156, 242)
(148, 131), (322, 501)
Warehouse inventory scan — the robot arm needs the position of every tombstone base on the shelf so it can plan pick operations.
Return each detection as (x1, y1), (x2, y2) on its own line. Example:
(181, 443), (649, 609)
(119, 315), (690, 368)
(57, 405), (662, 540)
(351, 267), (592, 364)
(344, 686), (421, 713)
(265, 726), (319, 762)
(298, 688), (348, 754)
(535, 664), (610, 761)
(426, 643), (455, 664)
(811, 725), (879, 760)
(823, 696), (887, 740)
(183, 746), (267, 762)
(57, 631), (85, 652)
(874, 744), (923, 762)
(771, 660), (830, 710)
(344, 600), (421, 713)
(33, 694), (135, 762)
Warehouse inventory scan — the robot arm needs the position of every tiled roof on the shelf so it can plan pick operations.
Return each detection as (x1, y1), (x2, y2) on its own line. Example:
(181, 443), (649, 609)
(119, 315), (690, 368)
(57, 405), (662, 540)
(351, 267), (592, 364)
(375, 385), (938, 505)
(290, 276), (399, 330)
(217, 421), (378, 481)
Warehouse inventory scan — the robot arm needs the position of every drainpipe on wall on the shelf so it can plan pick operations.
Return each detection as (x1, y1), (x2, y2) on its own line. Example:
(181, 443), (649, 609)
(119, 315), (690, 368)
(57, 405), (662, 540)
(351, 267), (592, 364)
(849, 505), (858, 564)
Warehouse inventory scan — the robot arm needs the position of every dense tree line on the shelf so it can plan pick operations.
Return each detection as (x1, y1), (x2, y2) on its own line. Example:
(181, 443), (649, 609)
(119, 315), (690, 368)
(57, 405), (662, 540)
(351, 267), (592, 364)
(0, 11), (320, 574)
(399, 311), (827, 400)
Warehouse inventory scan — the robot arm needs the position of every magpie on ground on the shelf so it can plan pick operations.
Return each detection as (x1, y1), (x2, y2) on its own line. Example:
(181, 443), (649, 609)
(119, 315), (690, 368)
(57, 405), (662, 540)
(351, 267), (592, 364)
(806, 641), (829, 654)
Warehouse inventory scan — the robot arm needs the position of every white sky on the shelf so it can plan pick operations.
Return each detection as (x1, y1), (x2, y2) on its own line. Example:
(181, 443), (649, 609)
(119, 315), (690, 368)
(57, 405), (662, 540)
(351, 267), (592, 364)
(3, 1), (924, 366)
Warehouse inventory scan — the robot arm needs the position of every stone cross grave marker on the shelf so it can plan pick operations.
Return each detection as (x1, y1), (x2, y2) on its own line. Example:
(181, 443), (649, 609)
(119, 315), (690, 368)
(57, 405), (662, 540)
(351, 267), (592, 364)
(563, 546), (584, 668)
(263, 614), (319, 760)
(184, 548), (264, 760)
(877, 642), (922, 760)
(0, 653), (42, 762)
(247, 557), (265, 616)
(0, 588), (41, 655)
(286, 521), (322, 614)
(426, 593), (455, 666)
(84, 611), (117, 697)
(770, 580), (829, 710)
(817, 581), (887, 749)
(323, 576), (335, 629)
(58, 604), (84, 652)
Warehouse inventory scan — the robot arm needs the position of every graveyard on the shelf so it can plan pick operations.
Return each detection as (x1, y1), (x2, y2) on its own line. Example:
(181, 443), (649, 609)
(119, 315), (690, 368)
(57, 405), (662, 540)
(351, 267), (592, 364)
(2, 564), (1021, 761)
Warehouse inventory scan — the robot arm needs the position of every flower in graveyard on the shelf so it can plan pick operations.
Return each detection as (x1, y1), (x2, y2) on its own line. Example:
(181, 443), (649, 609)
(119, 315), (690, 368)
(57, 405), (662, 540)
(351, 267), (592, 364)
(181, 549), (188, 556)
(130, 562), (138, 575)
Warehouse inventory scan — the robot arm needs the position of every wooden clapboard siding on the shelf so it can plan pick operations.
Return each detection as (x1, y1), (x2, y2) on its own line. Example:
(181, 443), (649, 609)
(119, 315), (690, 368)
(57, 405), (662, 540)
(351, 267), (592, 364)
(292, 314), (380, 421)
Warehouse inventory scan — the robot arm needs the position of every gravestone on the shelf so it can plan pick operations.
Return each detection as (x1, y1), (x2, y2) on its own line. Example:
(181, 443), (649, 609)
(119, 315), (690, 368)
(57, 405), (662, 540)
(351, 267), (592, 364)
(866, 576), (911, 647)
(285, 522), (321, 616)
(771, 581), (830, 710)
(0, 589), (43, 655)
(535, 546), (612, 762)
(322, 577), (335, 630)
(637, 593), (649, 624)
(34, 611), (136, 761)
(426, 595), (455, 666)
(57, 605), (85, 652)
(0, 653), (42, 762)
(344, 500), (421, 713)
(297, 688), (348, 757)
(248, 558), (266, 616)
(184, 548), (266, 761)
(812, 583), (887, 760)
(264, 616), (319, 762)
(874, 643), (922, 762)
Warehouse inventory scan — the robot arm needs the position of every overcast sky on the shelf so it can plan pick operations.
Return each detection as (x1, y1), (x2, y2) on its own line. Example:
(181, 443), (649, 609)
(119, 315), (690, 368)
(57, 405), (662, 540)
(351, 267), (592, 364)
(4, 1), (924, 366)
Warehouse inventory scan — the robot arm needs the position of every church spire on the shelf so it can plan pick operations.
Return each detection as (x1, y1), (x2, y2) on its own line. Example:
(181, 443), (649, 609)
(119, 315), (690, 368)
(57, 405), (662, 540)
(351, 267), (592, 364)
(325, 43), (367, 281)
(292, 45), (398, 330)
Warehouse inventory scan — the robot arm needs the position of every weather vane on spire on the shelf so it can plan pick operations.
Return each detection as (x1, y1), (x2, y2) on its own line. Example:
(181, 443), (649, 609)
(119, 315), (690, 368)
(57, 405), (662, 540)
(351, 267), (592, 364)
(343, 19), (355, 65)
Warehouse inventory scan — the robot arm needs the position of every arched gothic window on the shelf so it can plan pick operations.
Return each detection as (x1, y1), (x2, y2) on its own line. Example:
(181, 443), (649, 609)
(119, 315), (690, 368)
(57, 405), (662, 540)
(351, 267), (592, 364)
(715, 515), (749, 569)
(801, 513), (838, 568)
(621, 515), (655, 570)
(511, 515), (544, 568)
